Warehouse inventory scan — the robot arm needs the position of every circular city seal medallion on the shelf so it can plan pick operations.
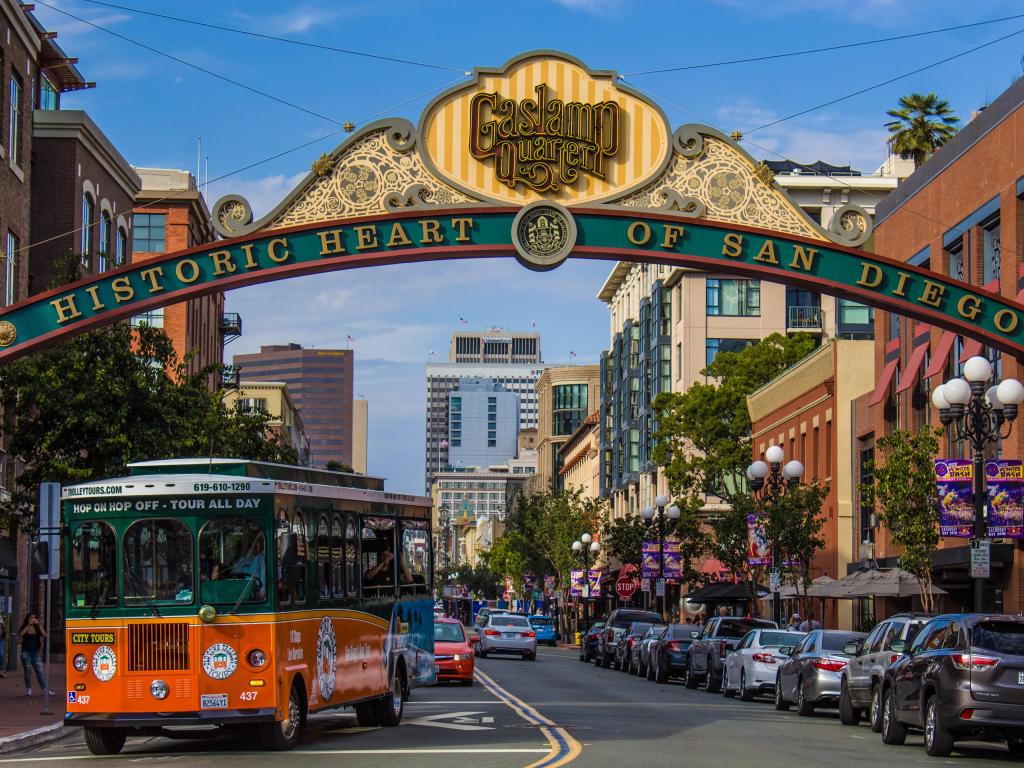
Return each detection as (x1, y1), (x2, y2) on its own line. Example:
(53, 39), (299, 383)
(202, 643), (238, 680)
(316, 616), (337, 701)
(0, 321), (16, 347)
(512, 201), (576, 271)
(92, 645), (117, 682)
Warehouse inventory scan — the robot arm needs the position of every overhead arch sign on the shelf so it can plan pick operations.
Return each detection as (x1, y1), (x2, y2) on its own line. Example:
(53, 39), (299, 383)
(0, 50), (1020, 363)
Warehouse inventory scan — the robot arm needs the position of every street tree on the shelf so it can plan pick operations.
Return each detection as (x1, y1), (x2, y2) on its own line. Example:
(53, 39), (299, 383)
(860, 426), (942, 611)
(885, 92), (959, 168)
(0, 323), (296, 528)
(599, 513), (647, 566)
(760, 481), (829, 610)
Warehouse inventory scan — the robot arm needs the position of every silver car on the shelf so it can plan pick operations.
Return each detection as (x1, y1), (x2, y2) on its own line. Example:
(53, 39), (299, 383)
(723, 629), (805, 701)
(478, 613), (537, 660)
(632, 624), (666, 677)
(774, 629), (866, 716)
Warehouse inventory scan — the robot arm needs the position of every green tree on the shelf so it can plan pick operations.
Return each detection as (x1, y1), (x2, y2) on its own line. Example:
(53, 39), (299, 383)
(761, 482), (829, 603)
(480, 535), (528, 593)
(325, 461), (355, 473)
(860, 426), (942, 611)
(599, 513), (648, 566)
(885, 92), (959, 168)
(0, 323), (296, 528)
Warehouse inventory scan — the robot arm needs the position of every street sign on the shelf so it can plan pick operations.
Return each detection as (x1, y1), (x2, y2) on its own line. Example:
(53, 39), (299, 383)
(615, 575), (638, 600)
(769, 569), (782, 592)
(971, 538), (991, 578)
(655, 578), (665, 597)
(641, 578), (651, 592)
(38, 482), (60, 580)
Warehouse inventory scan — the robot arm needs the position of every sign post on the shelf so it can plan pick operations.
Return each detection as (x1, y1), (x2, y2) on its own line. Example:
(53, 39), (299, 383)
(615, 575), (637, 602)
(37, 482), (60, 716)
(971, 538), (991, 579)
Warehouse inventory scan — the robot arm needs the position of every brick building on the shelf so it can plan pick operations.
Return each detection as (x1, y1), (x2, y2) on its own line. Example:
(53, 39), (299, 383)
(857, 74), (1024, 616)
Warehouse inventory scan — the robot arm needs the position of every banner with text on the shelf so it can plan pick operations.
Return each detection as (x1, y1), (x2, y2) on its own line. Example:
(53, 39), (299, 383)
(569, 569), (602, 597)
(987, 459), (1024, 538)
(747, 512), (771, 566)
(936, 459), (974, 538)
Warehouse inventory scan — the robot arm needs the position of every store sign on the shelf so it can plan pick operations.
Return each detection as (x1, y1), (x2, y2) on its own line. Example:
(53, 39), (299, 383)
(936, 459), (974, 538)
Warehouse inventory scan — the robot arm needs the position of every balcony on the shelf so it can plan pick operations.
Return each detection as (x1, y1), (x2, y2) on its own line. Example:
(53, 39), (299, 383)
(787, 305), (823, 331)
(220, 312), (242, 345)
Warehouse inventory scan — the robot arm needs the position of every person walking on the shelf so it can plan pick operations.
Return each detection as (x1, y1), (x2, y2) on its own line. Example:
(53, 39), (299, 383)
(786, 613), (802, 630)
(797, 612), (822, 632)
(18, 613), (51, 696)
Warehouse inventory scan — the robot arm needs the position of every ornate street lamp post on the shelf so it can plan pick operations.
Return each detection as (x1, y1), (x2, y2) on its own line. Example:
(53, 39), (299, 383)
(572, 533), (601, 639)
(641, 495), (681, 621)
(932, 356), (1024, 611)
(747, 445), (804, 626)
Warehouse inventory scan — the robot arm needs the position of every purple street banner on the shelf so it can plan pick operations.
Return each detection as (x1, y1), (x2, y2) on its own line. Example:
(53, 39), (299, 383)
(569, 569), (585, 597)
(543, 575), (555, 595)
(747, 512), (771, 566)
(587, 569), (602, 597)
(663, 540), (682, 580)
(641, 540), (660, 578)
(987, 459), (1024, 538)
(936, 459), (974, 538)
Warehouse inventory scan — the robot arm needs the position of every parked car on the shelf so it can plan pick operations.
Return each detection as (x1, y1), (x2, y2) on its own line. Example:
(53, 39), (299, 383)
(529, 615), (557, 646)
(879, 613), (1024, 757)
(473, 607), (495, 633)
(596, 609), (662, 669)
(579, 620), (606, 662)
(723, 628), (805, 701)
(616, 621), (655, 671)
(774, 628), (867, 715)
(478, 613), (538, 660)
(838, 612), (931, 730)
(687, 616), (778, 692)
(633, 624), (667, 677)
(651, 623), (701, 683)
(433, 618), (477, 685)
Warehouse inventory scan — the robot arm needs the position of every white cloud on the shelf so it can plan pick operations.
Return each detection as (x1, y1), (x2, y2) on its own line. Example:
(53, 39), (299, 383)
(709, 0), (923, 24)
(230, 3), (372, 35)
(28, 1), (131, 41)
(205, 171), (307, 217)
(551, 0), (625, 14)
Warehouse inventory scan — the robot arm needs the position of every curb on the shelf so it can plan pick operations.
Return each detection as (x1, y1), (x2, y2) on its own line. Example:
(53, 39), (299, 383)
(0, 723), (66, 755)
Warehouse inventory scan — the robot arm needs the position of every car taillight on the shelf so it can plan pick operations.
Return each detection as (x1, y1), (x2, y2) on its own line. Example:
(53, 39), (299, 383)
(951, 653), (1000, 671)
(960, 708), (975, 720)
(812, 659), (846, 672)
(719, 640), (728, 658)
(667, 641), (682, 651)
(485, 629), (501, 636)
(888, 654), (901, 665)
(522, 631), (535, 638)
(627, 638), (636, 648)
(752, 652), (776, 664)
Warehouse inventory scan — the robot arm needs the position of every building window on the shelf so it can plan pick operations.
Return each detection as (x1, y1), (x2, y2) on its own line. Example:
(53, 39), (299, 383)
(4, 232), (16, 306)
(706, 278), (760, 316)
(131, 308), (164, 329)
(115, 228), (128, 267)
(948, 240), (965, 282)
(38, 75), (58, 110)
(132, 213), (166, 253)
(8, 74), (21, 166)
(553, 383), (588, 436)
(98, 212), (111, 273)
(838, 299), (873, 326)
(81, 194), (94, 267)
(785, 286), (821, 328)
(983, 218), (1001, 285)
(705, 338), (755, 366)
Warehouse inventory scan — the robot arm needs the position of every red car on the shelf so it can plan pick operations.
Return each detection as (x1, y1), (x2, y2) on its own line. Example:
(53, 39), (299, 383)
(434, 618), (477, 685)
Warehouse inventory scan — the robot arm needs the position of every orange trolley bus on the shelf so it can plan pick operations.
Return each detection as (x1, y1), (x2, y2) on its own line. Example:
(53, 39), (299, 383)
(62, 459), (435, 754)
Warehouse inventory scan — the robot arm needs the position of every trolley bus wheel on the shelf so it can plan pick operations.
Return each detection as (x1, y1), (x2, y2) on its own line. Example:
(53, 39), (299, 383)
(377, 666), (405, 727)
(83, 728), (127, 756)
(355, 701), (379, 727)
(261, 680), (305, 750)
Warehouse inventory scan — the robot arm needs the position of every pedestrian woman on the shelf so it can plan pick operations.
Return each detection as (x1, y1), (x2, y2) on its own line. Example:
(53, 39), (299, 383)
(18, 613), (51, 696)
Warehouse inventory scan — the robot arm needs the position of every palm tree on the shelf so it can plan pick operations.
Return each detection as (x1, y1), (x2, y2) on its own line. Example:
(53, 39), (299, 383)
(885, 93), (960, 168)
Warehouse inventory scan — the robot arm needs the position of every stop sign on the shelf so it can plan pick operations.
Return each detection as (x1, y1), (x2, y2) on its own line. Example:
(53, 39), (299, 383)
(615, 575), (637, 600)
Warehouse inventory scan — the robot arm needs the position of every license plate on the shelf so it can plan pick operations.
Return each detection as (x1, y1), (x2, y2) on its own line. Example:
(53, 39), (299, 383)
(1017, 671), (1024, 685)
(200, 694), (228, 709)
(504, 632), (517, 638)
(434, 665), (440, 673)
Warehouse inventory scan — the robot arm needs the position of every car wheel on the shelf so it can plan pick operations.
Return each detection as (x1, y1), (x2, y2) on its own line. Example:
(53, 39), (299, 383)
(740, 669), (754, 702)
(705, 660), (721, 693)
(647, 659), (656, 681)
(869, 685), (883, 733)
(83, 728), (127, 756)
(601, 652), (612, 669)
(838, 679), (862, 725)
(923, 697), (954, 757)
(881, 688), (907, 746)
(1006, 738), (1024, 754)
(773, 674), (790, 711)
(722, 667), (735, 698)
(684, 659), (699, 689)
(796, 677), (814, 716)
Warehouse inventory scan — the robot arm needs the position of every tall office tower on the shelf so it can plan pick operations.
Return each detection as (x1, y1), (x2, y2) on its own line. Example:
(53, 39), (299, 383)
(233, 344), (354, 469)
(447, 379), (520, 470)
(449, 328), (541, 364)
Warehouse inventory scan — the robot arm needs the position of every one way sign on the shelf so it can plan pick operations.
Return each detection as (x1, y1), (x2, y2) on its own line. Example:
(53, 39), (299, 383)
(405, 711), (495, 731)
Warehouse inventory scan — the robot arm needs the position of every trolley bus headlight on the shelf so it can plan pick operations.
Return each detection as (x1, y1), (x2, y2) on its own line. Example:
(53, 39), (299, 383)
(150, 679), (169, 700)
(247, 649), (267, 668)
(198, 605), (217, 623)
(72, 654), (88, 672)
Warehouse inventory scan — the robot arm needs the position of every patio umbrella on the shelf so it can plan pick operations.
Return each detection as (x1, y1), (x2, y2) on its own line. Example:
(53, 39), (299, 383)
(837, 568), (947, 598)
(763, 575), (836, 600)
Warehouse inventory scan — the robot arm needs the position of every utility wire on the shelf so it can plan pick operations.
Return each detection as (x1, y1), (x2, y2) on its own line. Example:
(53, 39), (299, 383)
(622, 12), (1024, 76)
(78, 0), (467, 74)
(35, 0), (346, 126)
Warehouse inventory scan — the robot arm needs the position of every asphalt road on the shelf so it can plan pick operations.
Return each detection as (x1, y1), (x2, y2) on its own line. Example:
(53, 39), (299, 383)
(3, 646), (1022, 766)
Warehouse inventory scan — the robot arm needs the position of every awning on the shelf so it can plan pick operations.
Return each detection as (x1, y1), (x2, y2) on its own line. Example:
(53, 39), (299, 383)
(684, 582), (768, 601)
(868, 358), (899, 406)
(924, 332), (955, 379)
(895, 341), (929, 394)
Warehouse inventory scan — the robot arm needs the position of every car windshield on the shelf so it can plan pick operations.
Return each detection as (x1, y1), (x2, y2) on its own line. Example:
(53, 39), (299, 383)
(611, 612), (661, 629)
(718, 619), (774, 638)
(670, 625), (699, 639)
(123, 519), (194, 604)
(434, 623), (465, 643)
(822, 632), (864, 652)
(629, 622), (652, 636)
(760, 631), (804, 647)
(494, 616), (531, 628)
(973, 621), (1024, 655)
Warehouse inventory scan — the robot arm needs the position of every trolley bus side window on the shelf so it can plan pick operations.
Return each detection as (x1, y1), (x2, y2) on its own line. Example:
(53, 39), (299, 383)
(198, 518), (267, 605)
(400, 521), (430, 596)
(70, 522), (117, 609)
(317, 515), (330, 599)
(124, 519), (194, 603)
(361, 517), (397, 599)
(275, 508), (307, 607)
(330, 514), (344, 598)
(344, 516), (358, 597)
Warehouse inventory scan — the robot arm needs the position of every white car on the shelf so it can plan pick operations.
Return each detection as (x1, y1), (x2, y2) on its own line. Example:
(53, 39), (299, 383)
(478, 614), (537, 660)
(722, 628), (805, 701)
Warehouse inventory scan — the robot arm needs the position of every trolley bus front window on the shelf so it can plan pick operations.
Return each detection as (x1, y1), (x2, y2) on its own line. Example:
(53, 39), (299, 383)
(70, 522), (117, 610)
(124, 519), (194, 604)
(199, 518), (267, 605)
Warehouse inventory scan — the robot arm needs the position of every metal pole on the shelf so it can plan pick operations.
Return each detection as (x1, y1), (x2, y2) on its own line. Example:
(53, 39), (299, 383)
(658, 506), (665, 622)
(973, 443), (986, 612)
(41, 577), (51, 715)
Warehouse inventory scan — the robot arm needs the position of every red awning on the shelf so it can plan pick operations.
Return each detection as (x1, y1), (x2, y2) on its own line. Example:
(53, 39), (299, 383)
(895, 341), (930, 393)
(924, 332), (955, 379)
(869, 358), (899, 406)
(960, 338), (983, 362)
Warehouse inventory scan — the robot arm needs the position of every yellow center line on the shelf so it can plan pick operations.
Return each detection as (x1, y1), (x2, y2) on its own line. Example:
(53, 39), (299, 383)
(473, 669), (582, 768)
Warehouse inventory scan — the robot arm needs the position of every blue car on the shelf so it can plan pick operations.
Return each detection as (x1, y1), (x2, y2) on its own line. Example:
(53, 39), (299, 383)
(529, 615), (557, 646)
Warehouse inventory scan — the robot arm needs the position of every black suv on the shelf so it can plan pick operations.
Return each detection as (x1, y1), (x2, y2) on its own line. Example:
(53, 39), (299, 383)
(596, 608), (662, 669)
(880, 613), (1024, 757)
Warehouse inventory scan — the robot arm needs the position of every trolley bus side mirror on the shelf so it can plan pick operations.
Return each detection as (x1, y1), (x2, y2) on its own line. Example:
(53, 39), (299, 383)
(278, 532), (299, 567)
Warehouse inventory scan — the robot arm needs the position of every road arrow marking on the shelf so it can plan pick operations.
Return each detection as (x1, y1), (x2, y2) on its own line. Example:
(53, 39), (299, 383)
(405, 711), (495, 731)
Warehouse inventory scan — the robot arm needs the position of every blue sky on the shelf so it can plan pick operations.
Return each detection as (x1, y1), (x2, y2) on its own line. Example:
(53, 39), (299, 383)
(33, 0), (1024, 493)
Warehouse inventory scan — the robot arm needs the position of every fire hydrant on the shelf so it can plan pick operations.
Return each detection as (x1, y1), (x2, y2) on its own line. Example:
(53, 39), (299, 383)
(574, 631), (581, 646)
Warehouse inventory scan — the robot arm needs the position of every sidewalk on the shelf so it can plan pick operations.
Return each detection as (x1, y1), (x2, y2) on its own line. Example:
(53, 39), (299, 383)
(0, 655), (67, 752)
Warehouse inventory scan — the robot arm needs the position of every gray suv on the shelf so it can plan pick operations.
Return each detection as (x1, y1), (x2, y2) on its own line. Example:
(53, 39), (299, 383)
(838, 613), (930, 731)
(595, 608), (662, 669)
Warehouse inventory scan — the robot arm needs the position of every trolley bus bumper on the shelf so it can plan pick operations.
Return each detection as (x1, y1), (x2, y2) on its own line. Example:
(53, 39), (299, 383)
(64, 708), (277, 729)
